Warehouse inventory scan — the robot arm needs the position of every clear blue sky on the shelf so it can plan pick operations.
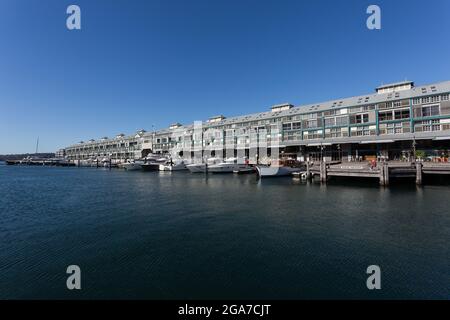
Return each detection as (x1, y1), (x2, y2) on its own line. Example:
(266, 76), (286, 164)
(1, 0), (449, 153)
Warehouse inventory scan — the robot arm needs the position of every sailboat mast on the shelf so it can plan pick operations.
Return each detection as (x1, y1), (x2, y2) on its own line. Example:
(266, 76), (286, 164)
(35, 137), (39, 154)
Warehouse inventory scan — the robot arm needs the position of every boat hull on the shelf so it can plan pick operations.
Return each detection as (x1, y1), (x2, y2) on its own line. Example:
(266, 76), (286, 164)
(256, 166), (302, 177)
(122, 163), (142, 171)
(141, 163), (160, 171)
(233, 167), (256, 174)
(186, 164), (206, 173)
(159, 163), (187, 171)
(208, 163), (250, 173)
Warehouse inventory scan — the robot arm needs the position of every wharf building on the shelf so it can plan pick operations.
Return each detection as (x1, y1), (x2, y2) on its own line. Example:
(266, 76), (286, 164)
(64, 80), (450, 163)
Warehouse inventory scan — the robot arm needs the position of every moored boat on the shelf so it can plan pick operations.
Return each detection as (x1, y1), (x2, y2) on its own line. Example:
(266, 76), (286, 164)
(186, 157), (221, 173)
(159, 160), (187, 171)
(121, 160), (144, 171)
(142, 154), (169, 171)
(256, 158), (305, 178)
(255, 165), (302, 177)
(208, 158), (251, 173)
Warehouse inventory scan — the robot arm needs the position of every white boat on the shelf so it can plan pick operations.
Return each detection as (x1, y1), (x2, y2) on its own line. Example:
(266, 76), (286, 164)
(186, 157), (221, 173)
(101, 157), (110, 167)
(142, 154), (169, 171)
(256, 165), (303, 177)
(159, 160), (187, 171)
(186, 163), (206, 173)
(208, 158), (251, 173)
(121, 160), (144, 171)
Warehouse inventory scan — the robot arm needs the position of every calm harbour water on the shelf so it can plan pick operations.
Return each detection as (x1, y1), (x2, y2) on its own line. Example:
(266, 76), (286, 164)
(0, 162), (449, 299)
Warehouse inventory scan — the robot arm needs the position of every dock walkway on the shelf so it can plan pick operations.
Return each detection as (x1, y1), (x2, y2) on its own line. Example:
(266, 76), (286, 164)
(305, 161), (450, 186)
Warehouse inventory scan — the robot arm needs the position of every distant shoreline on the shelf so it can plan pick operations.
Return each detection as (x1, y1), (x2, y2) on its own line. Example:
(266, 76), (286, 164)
(0, 153), (55, 161)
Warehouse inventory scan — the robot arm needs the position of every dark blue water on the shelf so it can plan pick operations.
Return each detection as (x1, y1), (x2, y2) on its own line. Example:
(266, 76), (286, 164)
(1, 163), (449, 299)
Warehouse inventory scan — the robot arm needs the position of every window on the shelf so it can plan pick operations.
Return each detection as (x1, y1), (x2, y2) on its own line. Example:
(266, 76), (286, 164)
(356, 114), (369, 124)
(283, 131), (301, 141)
(350, 114), (360, 124)
(378, 111), (393, 121)
(430, 95), (440, 103)
(415, 119), (441, 132)
(413, 98), (421, 105)
(394, 101), (402, 107)
(324, 127), (348, 139)
(303, 130), (322, 140)
(442, 94), (449, 101)
(421, 105), (440, 117)
(324, 118), (335, 127)
(335, 116), (348, 126)
(292, 122), (301, 130)
(379, 122), (410, 135)
(350, 126), (376, 137)
(422, 97), (430, 104)
(282, 123), (292, 131)
(394, 109), (410, 120)
(307, 119), (318, 128)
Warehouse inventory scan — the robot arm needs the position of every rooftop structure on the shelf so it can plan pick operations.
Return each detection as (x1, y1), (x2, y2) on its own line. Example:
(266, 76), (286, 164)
(376, 81), (414, 94)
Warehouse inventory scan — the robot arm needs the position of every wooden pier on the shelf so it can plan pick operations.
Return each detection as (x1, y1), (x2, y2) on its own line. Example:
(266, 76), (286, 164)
(303, 161), (450, 186)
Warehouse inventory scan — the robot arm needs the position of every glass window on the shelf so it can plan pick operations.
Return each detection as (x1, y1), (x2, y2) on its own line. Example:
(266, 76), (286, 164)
(379, 111), (393, 121)
(335, 116), (348, 126)
(324, 118), (335, 127)
(355, 114), (369, 124)
(430, 95), (440, 103)
(422, 105), (440, 117)
(394, 109), (410, 120)
(307, 120), (318, 128)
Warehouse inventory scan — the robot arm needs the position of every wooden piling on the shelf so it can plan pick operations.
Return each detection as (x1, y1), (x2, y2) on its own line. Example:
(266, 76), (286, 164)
(306, 161), (311, 180)
(416, 162), (423, 185)
(384, 163), (389, 186)
(379, 164), (385, 186)
(379, 163), (389, 186)
(320, 161), (327, 183)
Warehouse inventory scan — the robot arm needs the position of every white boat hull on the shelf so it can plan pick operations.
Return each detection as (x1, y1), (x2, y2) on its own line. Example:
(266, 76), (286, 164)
(186, 163), (206, 173)
(159, 162), (187, 171)
(122, 163), (142, 171)
(256, 166), (302, 177)
(208, 163), (250, 173)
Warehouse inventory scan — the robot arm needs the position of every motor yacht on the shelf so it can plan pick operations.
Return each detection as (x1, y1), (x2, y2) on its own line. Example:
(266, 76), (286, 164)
(159, 160), (187, 171)
(142, 154), (169, 171)
(186, 157), (221, 173)
(208, 158), (251, 173)
(121, 159), (144, 171)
